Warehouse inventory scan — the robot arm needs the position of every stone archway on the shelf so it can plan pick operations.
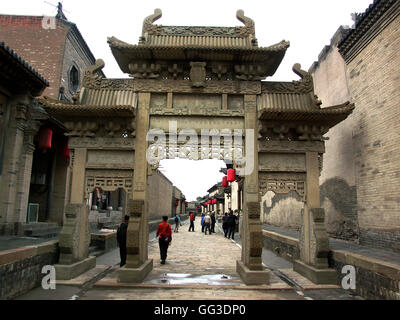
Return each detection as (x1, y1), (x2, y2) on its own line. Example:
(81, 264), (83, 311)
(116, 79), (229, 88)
(41, 9), (354, 285)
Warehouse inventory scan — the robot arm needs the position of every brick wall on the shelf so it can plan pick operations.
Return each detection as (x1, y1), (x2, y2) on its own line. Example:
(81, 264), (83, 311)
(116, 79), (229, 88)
(0, 241), (59, 300)
(0, 15), (68, 98)
(345, 13), (400, 252)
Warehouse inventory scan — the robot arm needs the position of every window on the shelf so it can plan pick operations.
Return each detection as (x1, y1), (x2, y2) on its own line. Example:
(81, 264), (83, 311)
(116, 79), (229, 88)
(69, 65), (79, 93)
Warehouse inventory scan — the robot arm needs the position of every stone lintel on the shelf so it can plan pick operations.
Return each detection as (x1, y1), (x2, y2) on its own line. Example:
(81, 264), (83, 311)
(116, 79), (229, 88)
(117, 259), (153, 283)
(54, 256), (96, 280)
(236, 260), (270, 285)
(293, 259), (338, 285)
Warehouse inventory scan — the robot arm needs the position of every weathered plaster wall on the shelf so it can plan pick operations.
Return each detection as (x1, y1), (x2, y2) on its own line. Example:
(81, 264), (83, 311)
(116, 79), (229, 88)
(147, 170), (173, 221)
(261, 191), (303, 232)
(309, 27), (359, 241)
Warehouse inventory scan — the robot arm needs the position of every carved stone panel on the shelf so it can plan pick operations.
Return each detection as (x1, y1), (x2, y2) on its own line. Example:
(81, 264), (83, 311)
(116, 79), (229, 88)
(259, 172), (306, 200)
(259, 153), (306, 172)
(190, 62), (207, 87)
(85, 169), (134, 193)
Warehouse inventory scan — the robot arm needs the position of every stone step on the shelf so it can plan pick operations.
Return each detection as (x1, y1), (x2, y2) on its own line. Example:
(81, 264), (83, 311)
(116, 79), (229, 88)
(23, 222), (59, 231)
(25, 226), (62, 238)
(89, 245), (105, 257)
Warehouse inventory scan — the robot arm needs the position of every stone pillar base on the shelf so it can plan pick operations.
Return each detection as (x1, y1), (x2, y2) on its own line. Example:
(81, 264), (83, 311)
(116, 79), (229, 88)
(117, 259), (153, 283)
(55, 256), (96, 280)
(236, 260), (270, 285)
(293, 260), (338, 285)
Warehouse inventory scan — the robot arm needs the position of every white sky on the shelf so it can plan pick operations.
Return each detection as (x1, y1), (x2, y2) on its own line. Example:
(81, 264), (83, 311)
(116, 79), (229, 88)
(2, 0), (372, 201)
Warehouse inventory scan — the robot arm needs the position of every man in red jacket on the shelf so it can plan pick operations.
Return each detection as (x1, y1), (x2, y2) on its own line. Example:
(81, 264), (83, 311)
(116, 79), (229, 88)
(156, 216), (172, 264)
(188, 212), (195, 232)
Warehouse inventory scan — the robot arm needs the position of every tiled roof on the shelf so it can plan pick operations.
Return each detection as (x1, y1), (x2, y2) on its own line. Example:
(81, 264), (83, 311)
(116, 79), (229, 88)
(338, 0), (398, 57)
(258, 102), (355, 126)
(38, 96), (136, 117)
(0, 41), (49, 86)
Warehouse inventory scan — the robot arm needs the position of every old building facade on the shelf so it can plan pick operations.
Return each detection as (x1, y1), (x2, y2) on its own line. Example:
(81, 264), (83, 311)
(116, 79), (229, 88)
(0, 41), (50, 235)
(0, 7), (104, 102)
(309, 0), (400, 252)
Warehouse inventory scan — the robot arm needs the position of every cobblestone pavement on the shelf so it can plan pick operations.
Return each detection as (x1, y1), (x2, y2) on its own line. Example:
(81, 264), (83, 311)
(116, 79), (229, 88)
(78, 219), (354, 300)
(15, 219), (361, 300)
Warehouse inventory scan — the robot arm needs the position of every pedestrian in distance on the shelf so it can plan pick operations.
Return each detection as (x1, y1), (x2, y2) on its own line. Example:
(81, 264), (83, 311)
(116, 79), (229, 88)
(227, 209), (237, 240)
(201, 213), (205, 232)
(117, 215), (129, 267)
(210, 212), (216, 233)
(222, 212), (229, 237)
(174, 214), (181, 233)
(188, 212), (195, 232)
(204, 213), (212, 235)
(156, 216), (172, 264)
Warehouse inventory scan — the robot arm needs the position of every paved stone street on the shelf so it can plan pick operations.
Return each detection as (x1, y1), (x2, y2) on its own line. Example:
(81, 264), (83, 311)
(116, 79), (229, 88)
(15, 219), (362, 300)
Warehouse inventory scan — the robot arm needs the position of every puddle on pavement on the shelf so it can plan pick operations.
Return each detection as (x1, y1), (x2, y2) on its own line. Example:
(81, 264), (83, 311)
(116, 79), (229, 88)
(150, 273), (234, 285)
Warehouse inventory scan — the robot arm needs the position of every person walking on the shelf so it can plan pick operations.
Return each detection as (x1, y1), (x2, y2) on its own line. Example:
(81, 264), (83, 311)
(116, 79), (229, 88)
(227, 210), (237, 240)
(117, 215), (129, 267)
(222, 212), (229, 238)
(174, 214), (181, 233)
(188, 212), (195, 232)
(201, 213), (205, 232)
(156, 216), (172, 264)
(210, 212), (216, 233)
(204, 213), (212, 235)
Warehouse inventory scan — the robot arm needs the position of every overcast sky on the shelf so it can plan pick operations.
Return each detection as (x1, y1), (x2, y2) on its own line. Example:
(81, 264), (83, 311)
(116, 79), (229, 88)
(2, 0), (372, 201)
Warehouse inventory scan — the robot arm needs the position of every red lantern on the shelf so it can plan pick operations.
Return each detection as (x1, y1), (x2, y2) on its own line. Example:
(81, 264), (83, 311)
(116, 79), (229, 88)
(62, 139), (70, 159)
(175, 200), (179, 206)
(222, 176), (228, 187)
(227, 169), (235, 182)
(212, 199), (217, 204)
(38, 128), (53, 151)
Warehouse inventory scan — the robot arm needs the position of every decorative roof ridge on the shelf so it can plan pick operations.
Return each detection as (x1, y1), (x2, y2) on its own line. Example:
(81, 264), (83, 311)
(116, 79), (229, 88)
(140, 9), (256, 43)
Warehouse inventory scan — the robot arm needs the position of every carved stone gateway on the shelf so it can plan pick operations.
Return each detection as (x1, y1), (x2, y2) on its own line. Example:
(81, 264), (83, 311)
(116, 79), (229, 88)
(40, 9), (354, 285)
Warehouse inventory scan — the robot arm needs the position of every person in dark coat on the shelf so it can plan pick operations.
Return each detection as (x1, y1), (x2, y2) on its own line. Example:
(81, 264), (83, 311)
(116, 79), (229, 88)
(156, 216), (172, 264)
(222, 212), (229, 237)
(117, 215), (129, 267)
(210, 212), (216, 233)
(227, 210), (237, 240)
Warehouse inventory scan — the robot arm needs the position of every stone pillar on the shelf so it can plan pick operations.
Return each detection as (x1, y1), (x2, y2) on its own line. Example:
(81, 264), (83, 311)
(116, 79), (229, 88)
(118, 92), (153, 283)
(0, 102), (27, 235)
(293, 152), (337, 284)
(55, 148), (95, 280)
(13, 123), (38, 233)
(236, 94), (270, 284)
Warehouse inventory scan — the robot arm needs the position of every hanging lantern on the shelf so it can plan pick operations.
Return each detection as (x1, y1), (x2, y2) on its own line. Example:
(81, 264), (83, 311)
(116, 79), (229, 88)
(175, 200), (179, 206)
(222, 176), (228, 187)
(38, 128), (53, 151)
(212, 198), (217, 204)
(62, 139), (70, 159)
(227, 169), (235, 182)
